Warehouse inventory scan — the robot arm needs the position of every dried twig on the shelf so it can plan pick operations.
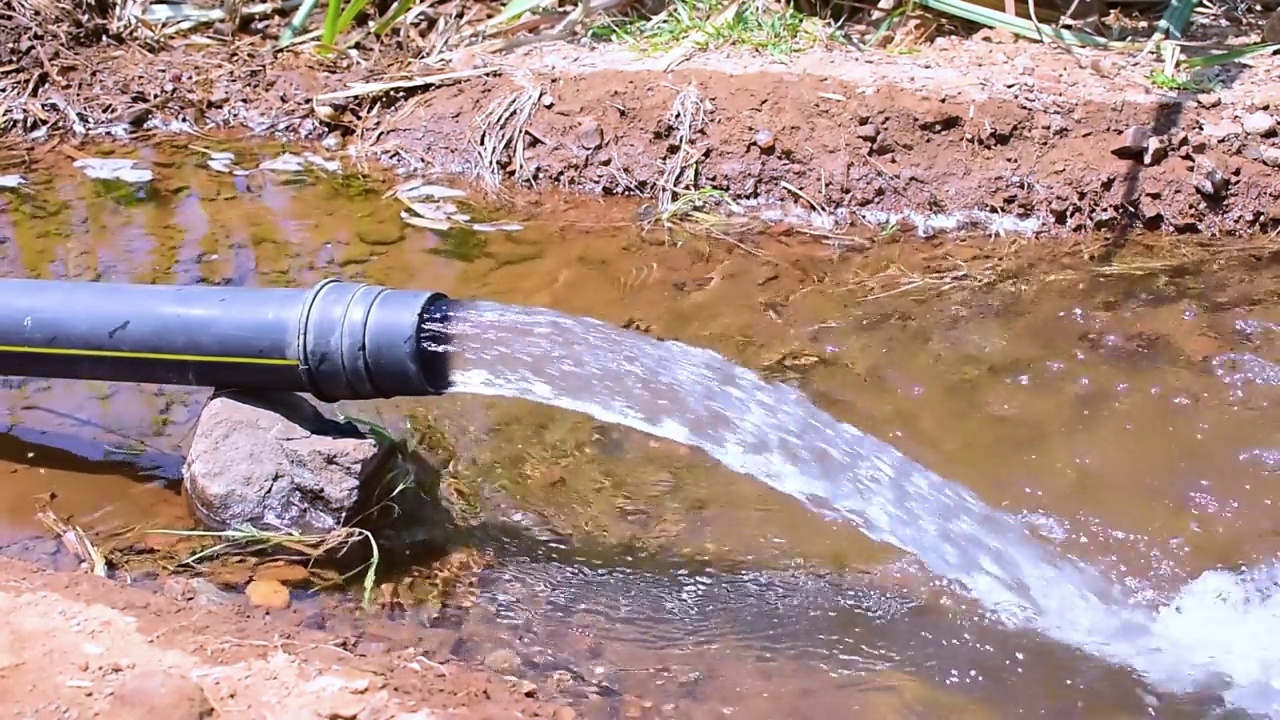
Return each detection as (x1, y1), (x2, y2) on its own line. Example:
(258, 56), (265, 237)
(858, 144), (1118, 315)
(470, 76), (544, 190)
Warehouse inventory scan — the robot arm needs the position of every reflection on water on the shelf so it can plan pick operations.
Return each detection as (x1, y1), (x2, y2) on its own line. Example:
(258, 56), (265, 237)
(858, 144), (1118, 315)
(476, 554), (1224, 719)
(4, 146), (1280, 717)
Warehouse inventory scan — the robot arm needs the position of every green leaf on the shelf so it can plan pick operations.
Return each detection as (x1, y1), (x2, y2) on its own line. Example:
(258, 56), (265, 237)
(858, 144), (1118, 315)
(483, 0), (554, 31)
(1151, 0), (1199, 44)
(916, 0), (1124, 48)
(322, 0), (343, 45)
(338, 414), (398, 446)
(279, 0), (321, 45)
(337, 0), (372, 35)
(372, 0), (415, 35)
(1180, 42), (1280, 68)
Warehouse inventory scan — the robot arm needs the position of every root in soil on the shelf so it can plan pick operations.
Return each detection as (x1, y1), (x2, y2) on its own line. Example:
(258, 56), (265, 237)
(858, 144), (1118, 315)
(656, 82), (711, 215)
(471, 75), (545, 190)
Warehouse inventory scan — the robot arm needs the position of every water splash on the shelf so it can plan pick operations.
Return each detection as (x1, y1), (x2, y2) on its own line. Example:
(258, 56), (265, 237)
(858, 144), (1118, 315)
(430, 300), (1280, 716)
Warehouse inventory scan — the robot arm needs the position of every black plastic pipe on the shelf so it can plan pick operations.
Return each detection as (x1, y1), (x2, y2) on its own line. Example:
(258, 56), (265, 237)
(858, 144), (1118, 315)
(0, 278), (452, 401)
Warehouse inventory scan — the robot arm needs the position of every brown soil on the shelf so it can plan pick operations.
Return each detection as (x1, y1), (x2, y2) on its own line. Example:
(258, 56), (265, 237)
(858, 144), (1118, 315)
(0, 553), (574, 719)
(3, 11), (1280, 240)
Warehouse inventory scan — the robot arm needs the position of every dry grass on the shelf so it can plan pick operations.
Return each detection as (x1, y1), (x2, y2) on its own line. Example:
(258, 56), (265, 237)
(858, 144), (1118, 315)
(148, 525), (384, 601)
(35, 494), (108, 577)
(470, 75), (545, 190)
(656, 82), (710, 214)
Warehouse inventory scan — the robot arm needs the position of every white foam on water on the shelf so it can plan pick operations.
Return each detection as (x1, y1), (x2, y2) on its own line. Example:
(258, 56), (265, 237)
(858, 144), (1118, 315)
(437, 300), (1280, 717)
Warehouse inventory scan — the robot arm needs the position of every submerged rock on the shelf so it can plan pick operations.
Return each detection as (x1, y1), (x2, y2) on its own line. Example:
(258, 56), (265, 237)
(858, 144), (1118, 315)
(245, 578), (291, 610)
(182, 391), (451, 553)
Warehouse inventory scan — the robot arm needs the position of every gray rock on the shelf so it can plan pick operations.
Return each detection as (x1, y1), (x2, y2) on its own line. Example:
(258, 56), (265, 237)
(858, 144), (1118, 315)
(1196, 93), (1221, 109)
(1192, 156), (1230, 198)
(483, 648), (521, 674)
(183, 391), (379, 536)
(189, 578), (237, 607)
(855, 123), (880, 141)
(576, 119), (603, 150)
(1243, 111), (1277, 137)
(1144, 136), (1168, 167)
(1255, 82), (1280, 110)
(1111, 126), (1150, 159)
(182, 391), (452, 550)
(1201, 120), (1242, 140)
(1262, 147), (1280, 169)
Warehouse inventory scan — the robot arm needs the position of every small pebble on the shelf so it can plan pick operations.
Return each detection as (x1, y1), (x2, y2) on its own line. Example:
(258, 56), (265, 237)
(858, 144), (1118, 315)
(577, 120), (603, 150)
(244, 579), (290, 610)
(1196, 93), (1221, 108)
(752, 129), (775, 150)
(855, 123), (880, 141)
(482, 648), (520, 674)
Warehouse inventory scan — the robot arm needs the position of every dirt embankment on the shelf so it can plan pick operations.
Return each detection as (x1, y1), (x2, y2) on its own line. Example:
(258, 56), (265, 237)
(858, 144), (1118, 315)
(0, 555), (572, 720)
(3, 14), (1280, 239)
(391, 41), (1280, 239)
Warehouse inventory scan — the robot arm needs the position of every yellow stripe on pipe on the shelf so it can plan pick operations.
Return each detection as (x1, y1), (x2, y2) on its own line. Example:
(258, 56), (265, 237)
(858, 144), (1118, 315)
(0, 345), (296, 366)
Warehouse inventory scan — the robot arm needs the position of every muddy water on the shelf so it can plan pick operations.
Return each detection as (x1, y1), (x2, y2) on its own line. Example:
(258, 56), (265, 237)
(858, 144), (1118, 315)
(0, 145), (1278, 718)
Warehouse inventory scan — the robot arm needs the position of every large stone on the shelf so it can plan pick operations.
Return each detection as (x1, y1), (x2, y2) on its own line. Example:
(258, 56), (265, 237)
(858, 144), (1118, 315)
(1242, 110), (1277, 137)
(183, 391), (380, 535)
(106, 669), (214, 720)
(182, 391), (452, 551)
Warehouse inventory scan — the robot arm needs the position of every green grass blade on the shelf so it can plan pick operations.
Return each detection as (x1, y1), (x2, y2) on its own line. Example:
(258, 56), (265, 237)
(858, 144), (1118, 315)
(484, 0), (550, 30)
(372, 0), (415, 35)
(917, 0), (1120, 47)
(1151, 0), (1199, 44)
(279, 0), (320, 45)
(337, 0), (373, 35)
(1180, 42), (1280, 68)
(322, 0), (344, 45)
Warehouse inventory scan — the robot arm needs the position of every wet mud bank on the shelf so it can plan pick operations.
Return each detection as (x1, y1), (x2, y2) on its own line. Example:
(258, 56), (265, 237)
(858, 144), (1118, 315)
(6, 22), (1280, 239)
(385, 44), (1280, 238)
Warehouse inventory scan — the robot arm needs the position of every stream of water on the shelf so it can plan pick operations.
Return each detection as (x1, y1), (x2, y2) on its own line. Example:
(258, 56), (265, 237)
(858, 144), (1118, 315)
(432, 298), (1280, 718)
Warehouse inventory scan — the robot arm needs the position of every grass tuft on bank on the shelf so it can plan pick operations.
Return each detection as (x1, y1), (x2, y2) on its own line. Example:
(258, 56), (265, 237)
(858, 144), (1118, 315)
(22, 0), (1273, 68)
(3, 0), (1276, 140)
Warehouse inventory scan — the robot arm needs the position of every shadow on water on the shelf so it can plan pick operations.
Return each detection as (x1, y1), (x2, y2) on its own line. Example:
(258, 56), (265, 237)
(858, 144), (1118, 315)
(5, 143), (1280, 717)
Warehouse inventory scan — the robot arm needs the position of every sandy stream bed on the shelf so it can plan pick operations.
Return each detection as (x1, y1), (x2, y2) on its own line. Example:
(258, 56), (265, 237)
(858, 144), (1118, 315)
(0, 553), (575, 720)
